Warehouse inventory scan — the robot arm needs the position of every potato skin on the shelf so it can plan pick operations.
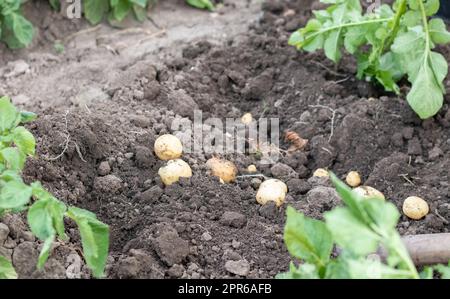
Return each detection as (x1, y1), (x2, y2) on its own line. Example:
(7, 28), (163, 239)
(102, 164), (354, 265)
(256, 179), (288, 207)
(247, 165), (257, 173)
(158, 159), (192, 186)
(206, 157), (238, 183)
(313, 168), (329, 177)
(402, 196), (429, 220)
(353, 186), (385, 200)
(346, 171), (361, 187)
(154, 134), (183, 161)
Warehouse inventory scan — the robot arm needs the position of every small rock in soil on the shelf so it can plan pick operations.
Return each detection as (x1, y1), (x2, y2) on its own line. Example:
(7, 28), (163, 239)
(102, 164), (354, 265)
(251, 178), (262, 189)
(12, 242), (39, 277)
(117, 256), (141, 279)
(167, 264), (185, 278)
(220, 211), (247, 228)
(144, 80), (161, 101)
(93, 175), (122, 194)
(270, 163), (297, 180)
(98, 161), (111, 176)
(402, 127), (414, 139)
(428, 147), (443, 161)
(407, 138), (422, 155)
(167, 89), (198, 118)
(201, 232), (213, 241)
(0, 223), (9, 245)
(153, 231), (189, 266)
(287, 178), (311, 195)
(135, 146), (155, 168)
(225, 259), (250, 277)
(140, 185), (163, 202)
(259, 201), (278, 219)
(242, 69), (274, 100)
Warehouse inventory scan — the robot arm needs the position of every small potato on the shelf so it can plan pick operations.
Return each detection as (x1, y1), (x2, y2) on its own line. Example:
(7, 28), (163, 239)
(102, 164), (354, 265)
(206, 157), (238, 183)
(402, 196), (429, 220)
(247, 164), (257, 173)
(346, 171), (361, 187)
(158, 159), (192, 186)
(313, 168), (329, 177)
(241, 113), (253, 125)
(256, 179), (288, 207)
(353, 186), (385, 200)
(154, 134), (183, 161)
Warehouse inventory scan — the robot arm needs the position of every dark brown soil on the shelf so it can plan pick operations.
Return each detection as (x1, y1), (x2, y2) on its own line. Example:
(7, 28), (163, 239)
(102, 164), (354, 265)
(0, 0), (448, 279)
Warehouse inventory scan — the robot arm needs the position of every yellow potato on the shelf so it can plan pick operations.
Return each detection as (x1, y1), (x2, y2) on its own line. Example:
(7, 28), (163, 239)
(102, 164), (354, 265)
(241, 113), (253, 125)
(206, 157), (238, 183)
(158, 159), (192, 186)
(154, 134), (183, 161)
(247, 164), (257, 173)
(353, 186), (385, 200)
(256, 179), (288, 207)
(402, 196), (429, 220)
(313, 168), (329, 177)
(346, 171), (361, 187)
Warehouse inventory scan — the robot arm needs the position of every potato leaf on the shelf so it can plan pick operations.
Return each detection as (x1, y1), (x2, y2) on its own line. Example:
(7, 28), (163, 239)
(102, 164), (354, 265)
(0, 256), (17, 279)
(186, 0), (215, 11)
(284, 206), (333, 268)
(67, 207), (109, 278)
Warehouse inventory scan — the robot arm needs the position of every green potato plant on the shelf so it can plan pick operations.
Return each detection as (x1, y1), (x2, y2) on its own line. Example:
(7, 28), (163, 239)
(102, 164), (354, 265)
(0, 96), (109, 279)
(0, 0), (215, 49)
(289, 0), (450, 119)
(277, 172), (450, 279)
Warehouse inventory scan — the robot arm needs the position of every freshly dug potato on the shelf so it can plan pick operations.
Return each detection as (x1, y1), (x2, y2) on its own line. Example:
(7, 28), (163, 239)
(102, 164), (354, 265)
(247, 164), (257, 173)
(206, 157), (238, 183)
(353, 186), (385, 200)
(402, 196), (429, 220)
(313, 168), (329, 177)
(346, 171), (361, 187)
(241, 113), (253, 125)
(154, 134), (183, 161)
(256, 179), (288, 207)
(158, 159), (192, 186)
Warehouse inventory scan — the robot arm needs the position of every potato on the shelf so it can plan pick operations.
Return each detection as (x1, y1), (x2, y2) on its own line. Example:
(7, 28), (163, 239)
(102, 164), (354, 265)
(346, 171), (361, 187)
(158, 159), (192, 186)
(206, 157), (238, 183)
(247, 164), (257, 173)
(402, 196), (429, 220)
(241, 113), (253, 125)
(313, 168), (329, 177)
(154, 134), (183, 161)
(256, 179), (288, 207)
(353, 186), (385, 200)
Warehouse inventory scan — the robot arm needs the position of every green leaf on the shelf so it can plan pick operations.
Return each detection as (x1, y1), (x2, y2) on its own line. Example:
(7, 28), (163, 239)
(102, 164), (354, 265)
(407, 57), (445, 119)
(132, 4), (147, 22)
(0, 256), (17, 279)
(0, 97), (19, 132)
(37, 236), (55, 269)
(13, 126), (35, 156)
(19, 111), (37, 124)
(49, 0), (61, 11)
(0, 180), (32, 209)
(324, 207), (380, 256)
(129, 0), (148, 8)
(434, 262), (450, 279)
(276, 262), (320, 279)
(186, 0), (214, 11)
(0, 147), (25, 171)
(67, 207), (109, 278)
(111, 0), (132, 22)
(420, 266), (434, 279)
(1, 12), (34, 49)
(284, 206), (333, 268)
(429, 18), (450, 45)
(83, 0), (110, 25)
(346, 258), (416, 278)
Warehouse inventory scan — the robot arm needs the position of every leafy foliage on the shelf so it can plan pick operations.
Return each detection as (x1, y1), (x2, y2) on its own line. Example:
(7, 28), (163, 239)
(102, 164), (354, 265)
(0, 0), (34, 49)
(0, 96), (109, 279)
(277, 172), (450, 279)
(289, 0), (450, 119)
